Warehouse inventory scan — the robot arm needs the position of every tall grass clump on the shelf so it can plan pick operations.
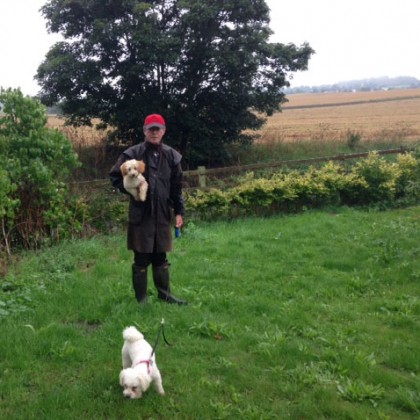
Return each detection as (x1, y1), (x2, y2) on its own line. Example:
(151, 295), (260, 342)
(346, 129), (362, 150)
(0, 207), (419, 418)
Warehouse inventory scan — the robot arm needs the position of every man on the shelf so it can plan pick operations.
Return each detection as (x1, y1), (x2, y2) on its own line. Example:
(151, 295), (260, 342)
(110, 114), (187, 305)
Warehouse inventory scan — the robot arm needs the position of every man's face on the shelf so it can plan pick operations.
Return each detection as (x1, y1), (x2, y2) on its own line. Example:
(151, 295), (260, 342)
(144, 127), (165, 145)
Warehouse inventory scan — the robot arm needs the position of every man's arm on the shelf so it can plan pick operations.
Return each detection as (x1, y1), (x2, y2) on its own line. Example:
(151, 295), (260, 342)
(170, 161), (185, 218)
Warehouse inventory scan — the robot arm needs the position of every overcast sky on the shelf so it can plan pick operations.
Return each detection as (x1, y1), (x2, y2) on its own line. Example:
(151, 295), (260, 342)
(1, 0), (419, 96)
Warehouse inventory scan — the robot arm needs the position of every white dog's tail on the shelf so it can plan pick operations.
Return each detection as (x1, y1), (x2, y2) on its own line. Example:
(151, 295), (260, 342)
(123, 326), (144, 342)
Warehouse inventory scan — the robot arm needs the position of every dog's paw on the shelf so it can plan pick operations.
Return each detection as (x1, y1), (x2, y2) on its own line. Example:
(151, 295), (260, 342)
(138, 182), (148, 202)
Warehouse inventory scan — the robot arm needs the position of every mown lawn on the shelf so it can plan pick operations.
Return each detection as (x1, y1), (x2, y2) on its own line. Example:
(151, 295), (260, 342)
(0, 206), (419, 419)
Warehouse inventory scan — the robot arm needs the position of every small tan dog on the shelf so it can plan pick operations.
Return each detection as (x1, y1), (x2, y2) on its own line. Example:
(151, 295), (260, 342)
(120, 159), (148, 201)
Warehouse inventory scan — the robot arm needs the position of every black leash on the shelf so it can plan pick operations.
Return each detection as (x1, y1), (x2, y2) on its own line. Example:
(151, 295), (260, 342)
(151, 318), (171, 357)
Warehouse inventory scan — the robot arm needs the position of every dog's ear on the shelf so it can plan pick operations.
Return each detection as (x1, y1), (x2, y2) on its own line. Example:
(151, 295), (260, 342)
(119, 370), (125, 386)
(137, 373), (149, 393)
(138, 160), (146, 174)
(120, 162), (128, 176)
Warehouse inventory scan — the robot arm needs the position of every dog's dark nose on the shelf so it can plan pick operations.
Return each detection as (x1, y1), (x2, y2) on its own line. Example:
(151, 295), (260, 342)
(125, 395), (131, 399)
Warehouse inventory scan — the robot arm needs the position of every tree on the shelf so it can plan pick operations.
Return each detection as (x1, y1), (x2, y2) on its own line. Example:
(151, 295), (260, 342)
(36, 0), (314, 167)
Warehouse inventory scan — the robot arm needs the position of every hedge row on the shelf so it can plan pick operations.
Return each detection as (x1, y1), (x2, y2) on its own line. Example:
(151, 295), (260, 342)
(185, 151), (420, 219)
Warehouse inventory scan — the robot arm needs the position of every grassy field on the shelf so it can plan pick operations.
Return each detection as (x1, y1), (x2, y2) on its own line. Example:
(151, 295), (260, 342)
(1, 206), (419, 418)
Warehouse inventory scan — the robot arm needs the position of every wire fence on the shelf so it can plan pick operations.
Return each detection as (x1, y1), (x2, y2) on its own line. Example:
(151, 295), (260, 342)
(70, 147), (412, 196)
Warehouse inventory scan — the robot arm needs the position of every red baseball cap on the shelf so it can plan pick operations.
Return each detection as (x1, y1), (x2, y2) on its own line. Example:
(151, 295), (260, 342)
(144, 114), (166, 129)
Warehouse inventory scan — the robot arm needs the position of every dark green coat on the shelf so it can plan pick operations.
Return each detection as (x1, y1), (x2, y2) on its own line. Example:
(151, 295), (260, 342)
(110, 142), (185, 253)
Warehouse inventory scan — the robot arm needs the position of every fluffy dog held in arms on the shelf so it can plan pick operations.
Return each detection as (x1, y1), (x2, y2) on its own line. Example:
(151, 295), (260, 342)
(120, 159), (148, 202)
(119, 326), (165, 399)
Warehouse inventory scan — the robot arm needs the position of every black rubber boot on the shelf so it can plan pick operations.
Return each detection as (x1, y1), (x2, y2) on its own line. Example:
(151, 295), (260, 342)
(132, 264), (148, 304)
(152, 263), (187, 305)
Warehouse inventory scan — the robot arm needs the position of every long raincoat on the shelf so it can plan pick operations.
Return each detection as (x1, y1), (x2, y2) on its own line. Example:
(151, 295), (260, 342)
(110, 141), (185, 253)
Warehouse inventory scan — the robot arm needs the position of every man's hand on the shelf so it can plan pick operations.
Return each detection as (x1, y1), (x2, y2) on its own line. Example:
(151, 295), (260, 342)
(175, 214), (183, 228)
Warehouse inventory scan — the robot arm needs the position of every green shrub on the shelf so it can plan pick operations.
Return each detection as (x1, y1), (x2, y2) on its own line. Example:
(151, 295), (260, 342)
(84, 193), (128, 232)
(186, 188), (231, 219)
(185, 151), (420, 218)
(0, 88), (81, 251)
(0, 167), (20, 255)
(395, 152), (420, 199)
(349, 152), (401, 203)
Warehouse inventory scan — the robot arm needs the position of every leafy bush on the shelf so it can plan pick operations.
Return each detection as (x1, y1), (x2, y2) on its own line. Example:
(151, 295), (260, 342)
(0, 88), (81, 251)
(349, 151), (401, 203)
(395, 151), (420, 199)
(186, 152), (420, 219)
(0, 167), (20, 255)
(83, 192), (128, 233)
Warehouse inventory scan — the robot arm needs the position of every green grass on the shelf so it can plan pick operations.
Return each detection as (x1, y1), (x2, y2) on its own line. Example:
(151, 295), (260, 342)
(1, 207), (419, 419)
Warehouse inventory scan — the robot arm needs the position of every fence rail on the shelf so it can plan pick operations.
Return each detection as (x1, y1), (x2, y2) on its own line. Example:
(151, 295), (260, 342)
(70, 147), (411, 193)
(183, 147), (411, 189)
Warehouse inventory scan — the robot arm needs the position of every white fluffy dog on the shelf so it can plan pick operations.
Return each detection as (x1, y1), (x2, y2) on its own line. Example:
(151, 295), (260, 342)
(119, 326), (165, 399)
(120, 159), (148, 201)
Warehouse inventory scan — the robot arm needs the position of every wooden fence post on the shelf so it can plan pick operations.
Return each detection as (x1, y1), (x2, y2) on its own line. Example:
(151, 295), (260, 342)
(198, 166), (206, 188)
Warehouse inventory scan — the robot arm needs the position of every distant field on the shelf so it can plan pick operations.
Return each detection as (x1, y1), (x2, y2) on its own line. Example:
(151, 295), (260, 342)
(258, 88), (420, 145)
(47, 117), (107, 148)
(48, 88), (420, 150)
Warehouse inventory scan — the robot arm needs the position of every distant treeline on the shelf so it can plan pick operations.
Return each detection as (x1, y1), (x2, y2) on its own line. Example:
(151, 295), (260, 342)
(43, 76), (420, 114)
(285, 76), (420, 94)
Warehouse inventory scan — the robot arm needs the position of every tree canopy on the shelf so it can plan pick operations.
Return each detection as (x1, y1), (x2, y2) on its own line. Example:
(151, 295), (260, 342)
(36, 0), (314, 167)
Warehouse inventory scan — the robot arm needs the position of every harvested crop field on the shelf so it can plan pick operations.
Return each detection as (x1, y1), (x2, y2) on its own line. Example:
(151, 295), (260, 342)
(47, 117), (107, 147)
(48, 89), (420, 149)
(258, 88), (420, 145)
